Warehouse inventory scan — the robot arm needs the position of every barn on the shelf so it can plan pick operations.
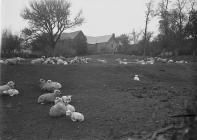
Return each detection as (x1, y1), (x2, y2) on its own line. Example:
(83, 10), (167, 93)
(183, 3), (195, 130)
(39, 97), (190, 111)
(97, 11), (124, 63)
(86, 34), (119, 54)
(55, 30), (87, 56)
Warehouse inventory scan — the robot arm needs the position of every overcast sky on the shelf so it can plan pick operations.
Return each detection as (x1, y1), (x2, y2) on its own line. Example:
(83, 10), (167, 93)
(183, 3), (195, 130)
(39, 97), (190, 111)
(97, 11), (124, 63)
(1, 0), (160, 37)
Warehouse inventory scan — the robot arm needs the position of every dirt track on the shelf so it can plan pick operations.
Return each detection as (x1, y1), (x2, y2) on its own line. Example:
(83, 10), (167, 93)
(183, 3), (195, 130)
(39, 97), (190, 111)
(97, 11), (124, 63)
(0, 56), (197, 140)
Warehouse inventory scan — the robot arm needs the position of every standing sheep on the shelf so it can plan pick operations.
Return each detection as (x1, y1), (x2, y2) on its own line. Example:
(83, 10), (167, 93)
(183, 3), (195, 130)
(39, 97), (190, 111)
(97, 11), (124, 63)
(37, 90), (62, 104)
(66, 110), (84, 122)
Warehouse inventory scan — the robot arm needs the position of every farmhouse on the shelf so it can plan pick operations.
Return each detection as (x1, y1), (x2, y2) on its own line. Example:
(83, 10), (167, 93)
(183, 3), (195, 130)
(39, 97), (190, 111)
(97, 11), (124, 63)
(86, 34), (119, 54)
(55, 30), (87, 56)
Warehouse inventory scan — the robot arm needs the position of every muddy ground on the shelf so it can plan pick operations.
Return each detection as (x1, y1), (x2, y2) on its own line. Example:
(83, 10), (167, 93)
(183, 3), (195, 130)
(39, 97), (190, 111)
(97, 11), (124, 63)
(0, 55), (197, 140)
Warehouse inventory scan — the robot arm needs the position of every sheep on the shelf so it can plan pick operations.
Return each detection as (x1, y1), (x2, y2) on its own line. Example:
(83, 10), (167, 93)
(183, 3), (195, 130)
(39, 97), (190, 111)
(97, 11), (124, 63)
(65, 103), (75, 112)
(40, 79), (62, 91)
(2, 89), (19, 96)
(37, 89), (62, 104)
(168, 59), (174, 63)
(119, 60), (128, 65)
(49, 99), (67, 117)
(62, 95), (72, 104)
(0, 81), (15, 93)
(97, 59), (107, 63)
(157, 58), (167, 63)
(134, 75), (140, 81)
(39, 78), (46, 88)
(31, 58), (44, 64)
(57, 59), (64, 65)
(0, 60), (5, 64)
(55, 96), (75, 112)
(64, 61), (68, 65)
(137, 60), (146, 65)
(5, 57), (20, 64)
(146, 60), (154, 64)
(66, 110), (84, 122)
(175, 60), (188, 64)
(54, 97), (63, 104)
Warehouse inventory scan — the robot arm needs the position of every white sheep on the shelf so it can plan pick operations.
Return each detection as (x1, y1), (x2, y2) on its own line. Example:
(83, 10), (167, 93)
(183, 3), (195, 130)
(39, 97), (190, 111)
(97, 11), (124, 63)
(40, 79), (62, 91)
(136, 60), (146, 65)
(0, 60), (5, 64)
(37, 90), (62, 104)
(119, 60), (128, 65)
(5, 58), (20, 64)
(65, 104), (75, 112)
(97, 59), (107, 63)
(62, 95), (72, 104)
(134, 75), (140, 81)
(168, 59), (174, 63)
(57, 59), (64, 65)
(0, 81), (15, 93)
(64, 61), (68, 65)
(31, 58), (44, 64)
(49, 99), (67, 117)
(66, 110), (84, 122)
(2, 89), (19, 96)
(55, 97), (75, 112)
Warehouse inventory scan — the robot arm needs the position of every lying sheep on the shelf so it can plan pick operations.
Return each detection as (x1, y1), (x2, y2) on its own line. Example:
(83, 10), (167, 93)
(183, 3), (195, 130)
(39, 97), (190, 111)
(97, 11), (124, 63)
(54, 97), (63, 104)
(0, 60), (5, 64)
(40, 79), (62, 91)
(37, 90), (62, 104)
(157, 58), (167, 63)
(134, 75), (140, 81)
(31, 58), (44, 64)
(2, 89), (19, 96)
(57, 59), (64, 65)
(5, 57), (20, 64)
(55, 96), (75, 112)
(119, 60), (128, 65)
(39, 78), (46, 89)
(49, 98), (67, 117)
(62, 95), (72, 104)
(64, 61), (68, 65)
(168, 59), (174, 63)
(175, 60), (188, 64)
(66, 110), (84, 122)
(65, 103), (75, 112)
(0, 81), (15, 93)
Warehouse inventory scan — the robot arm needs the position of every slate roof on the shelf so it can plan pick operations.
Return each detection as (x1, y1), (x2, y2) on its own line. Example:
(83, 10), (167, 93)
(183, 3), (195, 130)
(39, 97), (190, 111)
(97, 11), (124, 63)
(86, 35), (113, 44)
(60, 31), (115, 45)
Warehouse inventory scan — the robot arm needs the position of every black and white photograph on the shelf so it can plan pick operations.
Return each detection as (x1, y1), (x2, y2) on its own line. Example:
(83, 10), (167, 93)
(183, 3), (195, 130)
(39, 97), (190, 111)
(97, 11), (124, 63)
(0, 0), (197, 139)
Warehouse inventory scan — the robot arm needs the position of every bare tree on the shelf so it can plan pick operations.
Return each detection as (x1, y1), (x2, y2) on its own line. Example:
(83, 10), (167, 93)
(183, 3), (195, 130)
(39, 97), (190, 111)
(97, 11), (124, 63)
(143, 0), (154, 57)
(21, 0), (84, 55)
(158, 0), (170, 36)
(175, 0), (187, 36)
(188, 0), (197, 12)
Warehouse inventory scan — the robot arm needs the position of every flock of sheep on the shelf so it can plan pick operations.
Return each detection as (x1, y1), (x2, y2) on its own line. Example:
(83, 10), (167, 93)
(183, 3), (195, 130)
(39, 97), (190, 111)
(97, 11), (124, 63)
(0, 79), (84, 122)
(116, 57), (189, 65)
(0, 55), (189, 66)
(31, 56), (90, 65)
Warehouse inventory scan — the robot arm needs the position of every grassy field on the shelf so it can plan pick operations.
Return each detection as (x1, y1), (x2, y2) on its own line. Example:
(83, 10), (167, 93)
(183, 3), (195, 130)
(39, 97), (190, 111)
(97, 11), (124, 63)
(0, 54), (197, 140)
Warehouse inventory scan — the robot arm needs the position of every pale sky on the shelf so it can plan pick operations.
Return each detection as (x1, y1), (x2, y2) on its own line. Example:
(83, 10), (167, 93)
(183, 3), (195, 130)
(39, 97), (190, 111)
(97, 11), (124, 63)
(1, 0), (160, 37)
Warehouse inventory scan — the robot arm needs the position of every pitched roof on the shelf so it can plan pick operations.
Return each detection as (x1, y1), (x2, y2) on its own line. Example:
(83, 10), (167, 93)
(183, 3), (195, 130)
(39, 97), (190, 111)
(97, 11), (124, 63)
(60, 31), (82, 40)
(86, 35), (113, 44)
